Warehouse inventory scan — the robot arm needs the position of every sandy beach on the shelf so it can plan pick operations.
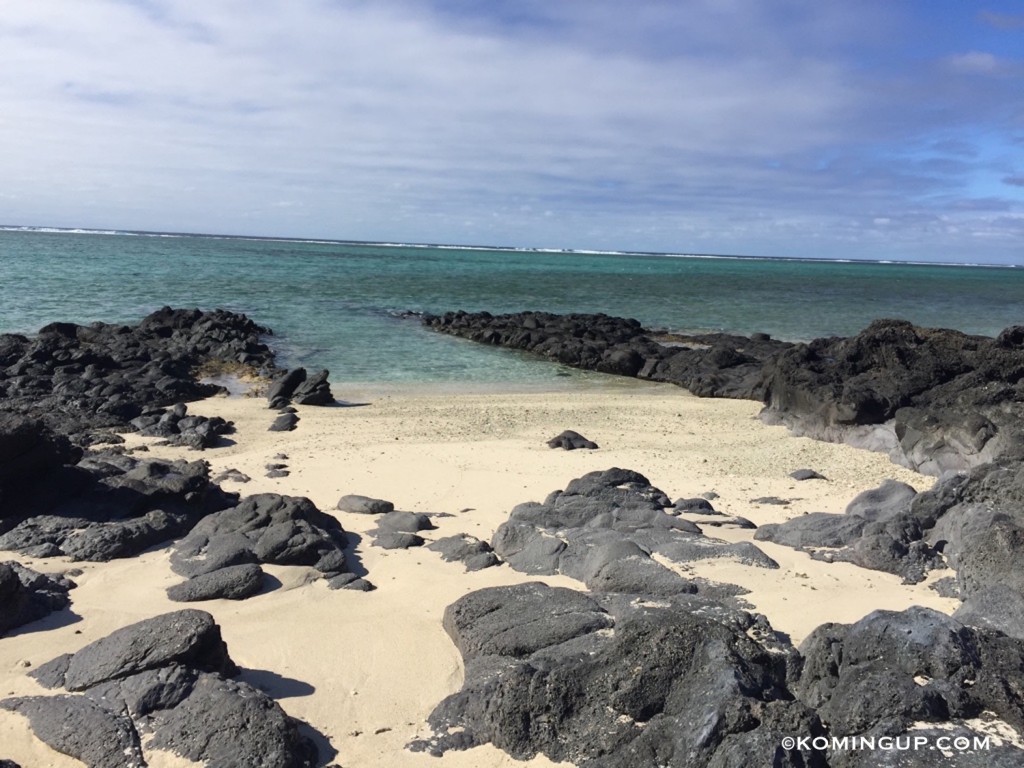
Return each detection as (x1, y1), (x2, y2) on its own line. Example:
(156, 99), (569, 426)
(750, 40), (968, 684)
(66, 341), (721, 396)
(0, 378), (960, 767)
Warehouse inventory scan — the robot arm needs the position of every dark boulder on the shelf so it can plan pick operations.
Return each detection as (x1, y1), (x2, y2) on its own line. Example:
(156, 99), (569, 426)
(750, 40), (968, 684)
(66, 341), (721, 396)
(291, 369), (334, 406)
(422, 310), (791, 401)
(0, 453), (236, 562)
(760, 319), (1024, 473)
(266, 368), (307, 409)
(0, 561), (74, 636)
(0, 307), (277, 444)
(546, 430), (599, 450)
(4, 611), (319, 768)
(412, 583), (820, 767)
(269, 412), (300, 432)
(145, 672), (319, 768)
(427, 534), (500, 571)
(337, 494), (394, 515)
(795, 606), (1024, 738)
(166, 563), (266, 602)
(492, 468), (775, 596)
(754, 479), (939, 583)
(0, 695), (145, 768)
(57, 609), (237, 692)
(170, 493), (352, 584)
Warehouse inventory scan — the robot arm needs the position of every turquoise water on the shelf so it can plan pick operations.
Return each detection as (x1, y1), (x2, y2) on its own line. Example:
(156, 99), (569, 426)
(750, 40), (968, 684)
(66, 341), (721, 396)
(2, 229), (1023, 386)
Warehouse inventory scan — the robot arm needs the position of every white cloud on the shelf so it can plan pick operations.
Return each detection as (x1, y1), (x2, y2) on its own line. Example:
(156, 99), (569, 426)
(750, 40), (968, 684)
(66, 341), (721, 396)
(946, 51), (1003, 75)
(0, 0), (1021, 262)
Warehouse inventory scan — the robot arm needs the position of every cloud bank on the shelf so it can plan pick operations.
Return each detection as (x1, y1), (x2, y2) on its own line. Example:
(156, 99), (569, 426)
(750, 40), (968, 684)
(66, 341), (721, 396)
(0, 0), (1021, 262)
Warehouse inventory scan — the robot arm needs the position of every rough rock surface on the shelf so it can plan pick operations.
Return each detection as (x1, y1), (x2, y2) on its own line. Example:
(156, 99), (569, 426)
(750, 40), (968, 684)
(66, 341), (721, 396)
(411, 582), (821, 767)
(169, 493), (360, 590)
(0, 561), (75, 636)
(491, 468), (777, 597)
(760, 320), (1024, 474)
(4, 610), (318, 768)
(0, 307), (277, 445)
(795, 606), (1024, 741)
(269, 412), (300, 432)
(423, 310), (790, 400)
(0, 452), (237, 562)
(427, 534), (500, 571)
(416, 589), (1024, 766)
(166, 563), (266, 602)
(266, 367), (334, 408)
(754, 479), (941, 583)
(130, 402), (233, 449)
(757, 462), (1024, 639)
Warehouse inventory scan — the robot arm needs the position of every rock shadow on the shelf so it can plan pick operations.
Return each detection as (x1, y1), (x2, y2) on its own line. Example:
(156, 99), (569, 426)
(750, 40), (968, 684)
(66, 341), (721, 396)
(238, 668), (316, 699)
(343, 532), (370, 578)
(3, 606), (82, 638)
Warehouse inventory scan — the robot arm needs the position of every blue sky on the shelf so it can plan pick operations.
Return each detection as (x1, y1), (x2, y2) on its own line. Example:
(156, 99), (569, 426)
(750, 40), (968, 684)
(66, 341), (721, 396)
(1, 1), (1021, 262)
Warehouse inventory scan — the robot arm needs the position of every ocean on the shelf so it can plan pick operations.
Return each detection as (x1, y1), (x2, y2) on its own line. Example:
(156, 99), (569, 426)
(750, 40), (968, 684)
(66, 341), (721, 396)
(2, 228), (1023, 388)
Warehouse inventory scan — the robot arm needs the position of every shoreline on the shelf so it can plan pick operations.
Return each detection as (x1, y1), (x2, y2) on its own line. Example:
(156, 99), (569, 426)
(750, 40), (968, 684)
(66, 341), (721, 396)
(1, 384), (960, 766)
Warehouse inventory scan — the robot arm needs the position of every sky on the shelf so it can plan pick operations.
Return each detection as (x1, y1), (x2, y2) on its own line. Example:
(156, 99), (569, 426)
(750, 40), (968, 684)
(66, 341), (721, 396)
(1, 1), (1022, 263)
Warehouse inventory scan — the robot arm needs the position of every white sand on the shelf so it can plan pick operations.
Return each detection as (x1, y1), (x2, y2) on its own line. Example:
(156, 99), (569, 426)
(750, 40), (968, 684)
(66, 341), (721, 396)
(0, 379), (959, 767)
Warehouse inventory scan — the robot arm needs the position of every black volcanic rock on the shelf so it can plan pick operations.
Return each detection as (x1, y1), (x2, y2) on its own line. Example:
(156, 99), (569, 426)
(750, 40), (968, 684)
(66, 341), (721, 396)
(0, 452), (236, 562)
(269, 412), (300, 431)
(428, 534), (500, 571)
(4, 610), (318, 768)
(546, 430), (599, 450)
(0, 561), (74, 636)
(753, 479), (936, 581)
(133, 402), (233, 449)
(423, 310), (790, 401)
(57, 609), (237, 692)
(337, 494), (394, 514)
(169, 493), (354, 586)
(760, 319), (1024, 474)
(166, 563), (266, 602)
(492, 468), (776, 597)
(266, 368), (307, 408)
(411, 583), (821, 767)
(795, 606), (1024, 739)
(0, 695), (145, 768)
(291, 369), (334, 405)
(0, 307), (277, 445)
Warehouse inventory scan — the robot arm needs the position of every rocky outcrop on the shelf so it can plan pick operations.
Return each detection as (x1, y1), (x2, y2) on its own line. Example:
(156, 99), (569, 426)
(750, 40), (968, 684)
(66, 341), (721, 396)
(0, 451), (236, 561)
(370, 510), (435, 550)
(0, 307), (277, 445)
(795, 606), (1024, 744)
(3, 610), (318, 767)
(417, 587), (1024, 766)
(760, 320), (1024, 474)
(129, 402), (233, 449)
(492, 468), (777, 598)
(427, 534), (500, 571)
(423, 310), (790, 400)
(754, 479), (943, 583)
(167, 493), (371, 592)
(266, 368), (334, 408)
(411, 582), (821, 766)
(755, 462), (1024, 639)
